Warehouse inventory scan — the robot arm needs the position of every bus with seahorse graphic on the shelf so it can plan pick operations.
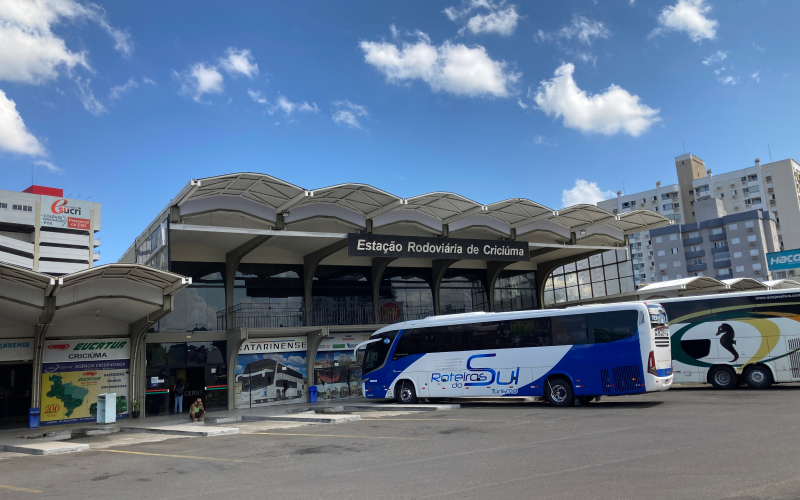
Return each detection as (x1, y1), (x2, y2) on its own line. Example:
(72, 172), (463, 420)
(658, 289), (800, 389)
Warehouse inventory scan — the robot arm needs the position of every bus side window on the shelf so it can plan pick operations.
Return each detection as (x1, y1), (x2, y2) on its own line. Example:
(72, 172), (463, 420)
(588, 311), (638, 343)
(392, 329), (428, 360)
(552, 314), (588, 345)
(464, 322), (502, 351)
(509, 318), (552, 347)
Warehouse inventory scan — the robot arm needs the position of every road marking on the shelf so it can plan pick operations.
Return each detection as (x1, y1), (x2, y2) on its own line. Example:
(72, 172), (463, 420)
(0, 484), (42, 493)
(96, 450), (260, 463)
(363, 418), (532, 423)
(253, 432), (422, 440)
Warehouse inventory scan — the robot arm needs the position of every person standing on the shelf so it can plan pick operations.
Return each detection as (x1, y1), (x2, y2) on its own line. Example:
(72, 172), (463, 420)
(173, 378), (184, 414)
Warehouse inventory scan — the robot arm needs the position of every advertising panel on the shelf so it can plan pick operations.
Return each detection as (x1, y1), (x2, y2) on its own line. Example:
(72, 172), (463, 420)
(0, 338), (34, 362)
(40, 195), (92, 230)
(40, 339), (129, 426)
(235, 337), (308, 409)
(766, 249), (800, 271)
(314, 332), (368, 400)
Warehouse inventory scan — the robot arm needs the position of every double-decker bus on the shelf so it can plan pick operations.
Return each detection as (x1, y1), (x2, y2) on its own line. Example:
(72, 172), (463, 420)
(358, 303), (672, 407)
(657, 289), (800, 389)
(236, 358), (305, 406)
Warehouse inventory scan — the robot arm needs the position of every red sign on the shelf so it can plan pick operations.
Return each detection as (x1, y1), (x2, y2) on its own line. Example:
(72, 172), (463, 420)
(82, 371), (98, 376)
(68, 217), (90, 230)
(47, 344), (70, 351)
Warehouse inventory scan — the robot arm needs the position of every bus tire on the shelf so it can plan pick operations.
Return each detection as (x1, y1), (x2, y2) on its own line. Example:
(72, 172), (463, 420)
(546, 377), (574, 407)
(744, 365), (773, 389)
(395, 381), (418, 404)
(709, 366), (738, 390)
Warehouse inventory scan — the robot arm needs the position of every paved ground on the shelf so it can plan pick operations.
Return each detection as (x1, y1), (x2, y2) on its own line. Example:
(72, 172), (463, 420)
(2, 385), (800, 499)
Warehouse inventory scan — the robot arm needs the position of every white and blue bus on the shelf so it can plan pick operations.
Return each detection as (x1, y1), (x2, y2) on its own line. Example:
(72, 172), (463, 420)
(359, 303), (673, 407)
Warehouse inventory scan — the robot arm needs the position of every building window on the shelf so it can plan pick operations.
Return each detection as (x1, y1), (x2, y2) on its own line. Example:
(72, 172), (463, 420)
(676, 273), (683, 279)
(658, 250), (666, 256)
(655, 237), (663, 243)
(690, 258), (703, 265)
(696, 185), (710, 193)
(714, 252), (730, 261)
(630, 200), (636, 206)
(733, 252), (742, 258)
(12, 204), (33, 211)
(695, 272), (704, 277)
(714, 241), (727, 248)
(663, 203), (673, 211)
(718, 193), (724, 198)
(669, 234), (678, 241)
(690, 245), (702, 252)
(752, 263), (762, 271)
(747, 235), (757, 242)
(672, 248), (679, 254)
(711, 227), (723, 235)
(750, 249), (759, 256)
(673, 261), (681, 267)
(736, 265), (745, 272)
(718, 268), (731, 276)
(622, 202), (630, 208)
(748, 174), (758, 181)
(0, 203), (6, 209)
(731, 238), (740, 244)
(687, 231), (700, 239)
(745, 220), (755, 228)
(729, 223), (738, 231)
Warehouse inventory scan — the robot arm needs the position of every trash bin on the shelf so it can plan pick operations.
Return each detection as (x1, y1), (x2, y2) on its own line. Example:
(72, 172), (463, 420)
(97, 393), (117, 424)
(308, 386), (318, 404)
(28, 408), (40, 428)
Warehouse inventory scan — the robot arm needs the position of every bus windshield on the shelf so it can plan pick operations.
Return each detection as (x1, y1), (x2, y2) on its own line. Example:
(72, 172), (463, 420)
(363, 330), (399, 375)
(646, 303), (668, 327)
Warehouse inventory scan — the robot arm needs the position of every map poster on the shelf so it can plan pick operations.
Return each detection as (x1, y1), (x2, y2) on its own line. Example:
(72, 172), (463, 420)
(40, 338), (130, 426)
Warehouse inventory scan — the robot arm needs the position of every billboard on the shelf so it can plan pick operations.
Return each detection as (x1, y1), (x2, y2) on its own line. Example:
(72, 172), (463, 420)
(40, 339), (130, 426)
(0, 338), (34, 362)
(314, 332), (366, 400)
(40, 195), (92, 230)
(235, 337), (308, 408)
(766, 249), (800, 271)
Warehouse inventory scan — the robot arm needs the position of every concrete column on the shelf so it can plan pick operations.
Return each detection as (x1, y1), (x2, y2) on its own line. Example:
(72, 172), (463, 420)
(302, 240), (348, 326)
(128, 295), (174, 419)
(305, 327), (328, 399)
(486, 261), (514, 312)
(224, 235), (272, 329)
(432, 259), (459, 315)
(88, 206), (95, 269)
(30, 295), (55, 409)
(225, 328), (248, 410)
(33, 201), (41, 272)
(371, 257), (396, 323)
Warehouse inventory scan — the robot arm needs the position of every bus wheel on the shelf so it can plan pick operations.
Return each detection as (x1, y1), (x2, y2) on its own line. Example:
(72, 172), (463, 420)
(709, 366), (738, 390)
(744, 365), (773, 389)
(546, 378), (574, 407)
(395, 381), (418, 404)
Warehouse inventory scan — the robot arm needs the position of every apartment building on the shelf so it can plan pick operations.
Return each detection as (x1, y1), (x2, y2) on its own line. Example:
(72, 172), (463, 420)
(596, 182), (683, 287)
(649, 198), (778, 281)
(0, 185), (101, 275)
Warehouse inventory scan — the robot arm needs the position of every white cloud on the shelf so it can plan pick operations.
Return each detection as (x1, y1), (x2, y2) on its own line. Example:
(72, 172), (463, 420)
(219, 48), (258, 78)
(576, 52), (597, 66)
(444, 1), (521, 36)
(75, 77), (106, 115)
(538, 15), (610, 45)
(332, 100), (369, 129)
(298, 102), (319, 113)
(702, 50), (727, 66)
(33, 159), (62, 173)
(175, 63), (224, 103)
(717, 75), (738, 85)
(533, 134), (556, 147)
(248, 89), (267, 104)
(751, 71), (760, 83)
(752, 42), (765, 52)
(649, 0), (717, 42)
(108, 78), (138, 101)
(517, 98), (529, 109)
(0, 0), (131, 85)
(142, 77), (156, 85)
(562, 179), (615, 208)
(360, 30), (519, 98)
(532, 63), (660, 137)
(0, 88), (46, 155)
(389, 24), (400, 39)
(268, 95), (319, 116)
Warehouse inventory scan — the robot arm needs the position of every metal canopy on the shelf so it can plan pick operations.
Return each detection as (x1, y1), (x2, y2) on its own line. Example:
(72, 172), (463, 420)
(403, 192), (484, 223)
(763, 279), (800, 290)
(485, 198), (554, 228)
(291, 183), (402, 216)
(547, 204), (618, 231)
(637, 276), (727, 293)
(613, 210), (674, 235)
(61, 264), (191, 295)
(0, 261), (55, 290)
(180, 173), (306, 210)
(721, 278), (768, 291)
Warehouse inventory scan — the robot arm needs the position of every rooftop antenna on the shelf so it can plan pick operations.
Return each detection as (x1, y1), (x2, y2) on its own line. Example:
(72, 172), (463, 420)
(31, 163), (34, 186)
(683, 141), (686, 155)
(622, 182), (626, 196)
(768, 145), (773, 162)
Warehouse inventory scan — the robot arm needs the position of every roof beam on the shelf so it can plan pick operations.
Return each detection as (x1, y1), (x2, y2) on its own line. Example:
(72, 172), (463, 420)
(365, 199), (406, 220)
(276, 190), (312, 213)
(569, 215), (620, 232)
(509, 211), (557, 229)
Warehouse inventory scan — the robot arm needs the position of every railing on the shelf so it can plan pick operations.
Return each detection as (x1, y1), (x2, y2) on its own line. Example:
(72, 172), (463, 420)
(217, 301), (502, 330)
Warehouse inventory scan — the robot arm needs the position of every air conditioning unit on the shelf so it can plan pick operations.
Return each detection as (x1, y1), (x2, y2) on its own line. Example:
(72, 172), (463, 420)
(613, 209), (618, 214)
(717, 186), (722, 190)
(734, 206), (740, 211)
(752, 256), (758, 260)
(750, 241), (757, 246)
(754, 269), (761, 274)
(748, 227), (754, 232)
(732, 194), (737, 199)
(660, 270), (667, 274)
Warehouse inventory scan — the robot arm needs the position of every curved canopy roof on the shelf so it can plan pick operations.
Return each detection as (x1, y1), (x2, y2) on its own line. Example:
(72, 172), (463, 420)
(763, 279), (800, 290)
(637, 276), (728, 293)
(166, 172), (671, 235)
(721, 278), (768, 291)
(61, 264), (191, 295)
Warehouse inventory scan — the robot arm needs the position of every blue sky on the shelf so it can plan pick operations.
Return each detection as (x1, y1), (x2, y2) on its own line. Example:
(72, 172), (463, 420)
(1, 0), (798, 263)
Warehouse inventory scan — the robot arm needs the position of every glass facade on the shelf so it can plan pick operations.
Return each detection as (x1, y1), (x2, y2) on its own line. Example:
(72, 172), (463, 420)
(154, 262), (225, 333)
(494, 270), (537, 312)
(440, 268), (488, 312)
(137, 218), (169, 271)
(544, 249), (634, 306)
(145, 341), (227, 416)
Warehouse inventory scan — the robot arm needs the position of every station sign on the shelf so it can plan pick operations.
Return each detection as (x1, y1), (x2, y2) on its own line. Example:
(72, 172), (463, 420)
(348, 234), (529, 262)
(766, 249), (800, 271)
(40, 195), (92, 230)
(0, 339), (34, 362)
(239, 337), (307, 354)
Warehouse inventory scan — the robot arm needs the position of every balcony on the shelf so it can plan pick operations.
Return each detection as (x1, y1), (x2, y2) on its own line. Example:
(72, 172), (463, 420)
(683, 236), (703, 245)
(687, 263), (708, 272)
(684, 250), (705, 259)
(713, 259), (731, 269)
(216, 301), (495, 330)
(709, 232), (727, 242)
